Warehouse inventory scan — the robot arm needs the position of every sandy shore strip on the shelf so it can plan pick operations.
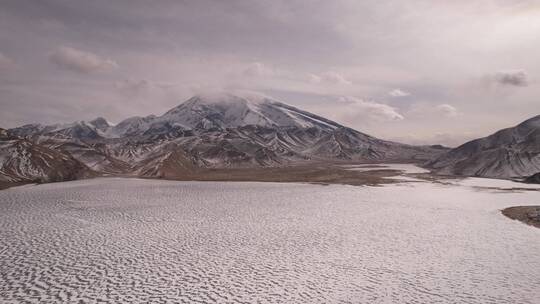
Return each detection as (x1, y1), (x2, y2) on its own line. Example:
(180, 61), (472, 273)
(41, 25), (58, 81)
(0, 164), (413, 191)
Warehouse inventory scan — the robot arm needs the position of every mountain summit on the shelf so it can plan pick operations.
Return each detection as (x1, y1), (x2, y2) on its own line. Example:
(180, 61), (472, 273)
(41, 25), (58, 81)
(160, 93), (342, 131)
(101, 92), (344, 137)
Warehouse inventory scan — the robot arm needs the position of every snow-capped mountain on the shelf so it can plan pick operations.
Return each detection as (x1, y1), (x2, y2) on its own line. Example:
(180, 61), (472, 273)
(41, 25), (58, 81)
(426, 115), (540, 178)
(11, 93), (343, 139)
(104, 93), (345, 138)
(7, 93), (447, 180)
(159, 93), (342, 130)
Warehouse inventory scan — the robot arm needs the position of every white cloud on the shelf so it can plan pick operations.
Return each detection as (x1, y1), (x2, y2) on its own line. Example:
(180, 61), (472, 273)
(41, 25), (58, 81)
(336, 96), (404, 121)
(243, 62), (274, 77)
(310, 71), (352, 85)
(436, 104), (459, 117)
(49, 46), (118, 73)
(308, 73), (322, 83)
(408, 103), (460, 118)
(388, 88), (411, 97)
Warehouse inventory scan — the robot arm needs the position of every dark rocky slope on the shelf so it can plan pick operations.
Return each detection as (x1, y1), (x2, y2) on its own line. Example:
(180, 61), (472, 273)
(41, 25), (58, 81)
(426, 115), (540, 178)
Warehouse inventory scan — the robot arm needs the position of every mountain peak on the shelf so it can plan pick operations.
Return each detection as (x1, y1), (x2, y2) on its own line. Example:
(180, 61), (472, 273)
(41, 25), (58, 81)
(190, 91), (274, 105)
(11, 93), (346, 138)
(159, 92), (341, 131)
(166, 91), (275, 116)
(88, 117), (110, 131)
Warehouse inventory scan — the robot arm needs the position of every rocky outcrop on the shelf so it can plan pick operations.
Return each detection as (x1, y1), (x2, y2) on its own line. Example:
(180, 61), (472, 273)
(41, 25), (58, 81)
(525, 172), (540, 184)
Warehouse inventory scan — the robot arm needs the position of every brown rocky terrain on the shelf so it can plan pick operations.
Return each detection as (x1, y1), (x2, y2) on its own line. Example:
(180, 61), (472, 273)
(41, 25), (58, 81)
(502, 206), (540, 228)
(0, 128), (94, 188)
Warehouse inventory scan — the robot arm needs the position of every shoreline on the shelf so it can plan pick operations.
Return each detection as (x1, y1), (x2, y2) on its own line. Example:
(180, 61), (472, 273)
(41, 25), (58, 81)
(0, 181), (32, 191)
(0, 165), (407, 191)
(2, 163), (532, 192)
(1, 164), (535, 193)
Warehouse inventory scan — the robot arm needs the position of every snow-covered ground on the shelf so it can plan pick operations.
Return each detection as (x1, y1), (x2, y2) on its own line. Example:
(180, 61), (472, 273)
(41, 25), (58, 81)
(451, 177), (540, 190)
(1, 177), (540, 303)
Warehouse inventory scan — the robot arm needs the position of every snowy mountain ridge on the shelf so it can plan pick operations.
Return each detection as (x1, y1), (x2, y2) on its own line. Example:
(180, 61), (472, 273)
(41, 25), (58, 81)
(4, 93), (447, 183)
(13, 93), (343, 139)
(114, 93), (344, 137)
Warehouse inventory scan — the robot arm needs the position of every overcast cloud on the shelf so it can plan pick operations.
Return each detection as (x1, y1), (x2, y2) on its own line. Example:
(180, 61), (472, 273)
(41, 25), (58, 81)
(1, 0), (539, 146)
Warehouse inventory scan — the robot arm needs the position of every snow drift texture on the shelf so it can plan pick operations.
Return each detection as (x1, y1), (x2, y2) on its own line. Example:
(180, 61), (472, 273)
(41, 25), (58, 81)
(1, 177), (539, 302)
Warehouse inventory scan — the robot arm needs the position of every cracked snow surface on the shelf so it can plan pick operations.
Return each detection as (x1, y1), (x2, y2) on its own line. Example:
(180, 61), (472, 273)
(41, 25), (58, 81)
(1, 178), (540, 303)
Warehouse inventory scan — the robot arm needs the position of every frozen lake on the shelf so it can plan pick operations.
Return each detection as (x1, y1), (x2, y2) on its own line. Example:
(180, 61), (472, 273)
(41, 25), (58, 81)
(1, 176), (540, 303)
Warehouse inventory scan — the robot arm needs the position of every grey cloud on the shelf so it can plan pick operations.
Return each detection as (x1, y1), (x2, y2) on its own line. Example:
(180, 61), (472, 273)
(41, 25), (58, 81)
(49, 46), (118, 73)
(493, 70), (528, 87)
(114, 79), (153, 91)
(1, 0), (350, 65)
(0, 52), (14, 69)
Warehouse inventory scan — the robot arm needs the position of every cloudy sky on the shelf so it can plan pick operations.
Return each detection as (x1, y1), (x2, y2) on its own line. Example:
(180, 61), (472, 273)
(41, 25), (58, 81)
(1, 0), (539, 146)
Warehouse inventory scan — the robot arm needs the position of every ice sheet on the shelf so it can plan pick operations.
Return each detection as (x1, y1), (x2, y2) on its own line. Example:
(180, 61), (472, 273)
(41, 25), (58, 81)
(1, 178), (539, 303)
